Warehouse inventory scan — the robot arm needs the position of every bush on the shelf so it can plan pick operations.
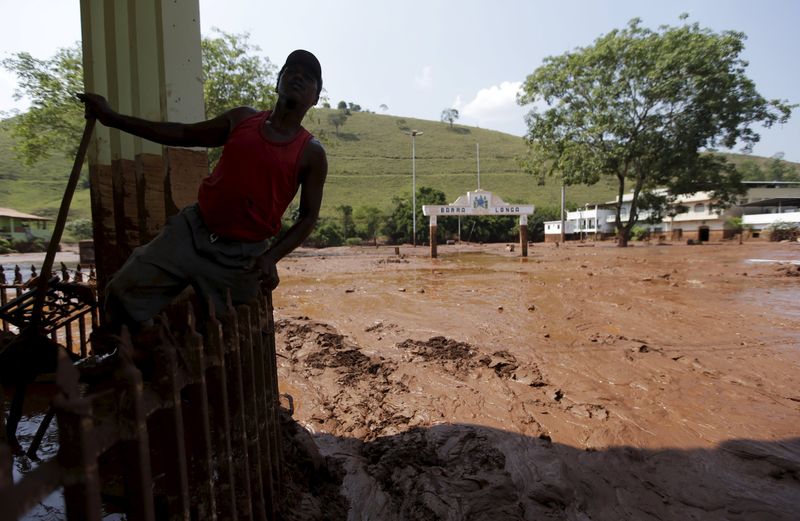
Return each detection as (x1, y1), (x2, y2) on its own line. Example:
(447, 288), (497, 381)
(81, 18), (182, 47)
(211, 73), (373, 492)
(66, 219), (94, 241)
(12, 238), (53, 253)
(631, 226), (649, 241)
(768, 221), (800, 242)
(0, 237), (13, 254)
(304, 220), (344, 248)
(345, 237), (362, 246)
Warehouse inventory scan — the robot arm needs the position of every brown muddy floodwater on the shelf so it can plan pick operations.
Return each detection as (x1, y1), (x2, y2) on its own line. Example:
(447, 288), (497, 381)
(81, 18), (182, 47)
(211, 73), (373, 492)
(274, 241), (800, 520)
(8, 241), (800, 520)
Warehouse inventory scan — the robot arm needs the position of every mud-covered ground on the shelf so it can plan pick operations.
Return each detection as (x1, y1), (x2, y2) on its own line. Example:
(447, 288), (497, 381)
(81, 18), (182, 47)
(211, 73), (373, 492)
(273, 241), (800, 521)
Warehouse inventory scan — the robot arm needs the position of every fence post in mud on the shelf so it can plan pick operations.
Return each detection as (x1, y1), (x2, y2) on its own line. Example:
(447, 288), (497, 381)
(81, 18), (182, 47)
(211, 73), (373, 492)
(520, 216), (528, 257)
(220, 296), (254, 520)
(252, 297), (277, 517)
(149, 323), (191, 520)
(430, 217), (438, 259)
(204, 302), (238, 518)
(180, 304), (217, 520)
(237, 304), (268, 521)
(115, 329), (156, 521)
(263, 292), (283, 489)
(54, 350), (103, 521)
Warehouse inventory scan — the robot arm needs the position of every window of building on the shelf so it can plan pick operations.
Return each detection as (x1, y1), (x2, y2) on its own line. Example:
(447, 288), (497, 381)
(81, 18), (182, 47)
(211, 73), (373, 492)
(694, 203), (705, 213)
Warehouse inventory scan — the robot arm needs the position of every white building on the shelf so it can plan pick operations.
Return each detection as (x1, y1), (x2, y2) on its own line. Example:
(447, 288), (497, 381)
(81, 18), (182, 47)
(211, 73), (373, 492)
(543, 181), (800, 242)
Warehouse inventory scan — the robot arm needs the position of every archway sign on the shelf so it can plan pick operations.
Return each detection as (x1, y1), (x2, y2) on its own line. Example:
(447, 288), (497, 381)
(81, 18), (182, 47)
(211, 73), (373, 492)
(422, 189), (535, 258)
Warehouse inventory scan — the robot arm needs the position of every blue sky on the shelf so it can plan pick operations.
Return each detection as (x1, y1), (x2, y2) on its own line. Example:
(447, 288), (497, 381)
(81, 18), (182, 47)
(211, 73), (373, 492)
(1, 0), (797, 161)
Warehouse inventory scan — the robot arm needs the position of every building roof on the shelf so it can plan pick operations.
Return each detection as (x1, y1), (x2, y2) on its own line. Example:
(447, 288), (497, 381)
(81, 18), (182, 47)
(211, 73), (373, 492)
(0, 207), (52, 221)
(739, 198), (800, 207)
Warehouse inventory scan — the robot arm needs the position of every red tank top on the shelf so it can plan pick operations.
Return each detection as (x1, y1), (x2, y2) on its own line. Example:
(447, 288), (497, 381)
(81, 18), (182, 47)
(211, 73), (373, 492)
(197, 111), (313, 241)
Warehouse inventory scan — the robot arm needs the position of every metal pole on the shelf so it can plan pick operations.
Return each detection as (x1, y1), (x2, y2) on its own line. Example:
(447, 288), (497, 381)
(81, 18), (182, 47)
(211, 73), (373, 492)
(560, 184), (566, 243)
(412, 133), (416, 247)
(408, 130), (423, 247)
(477, 142), (480, 189)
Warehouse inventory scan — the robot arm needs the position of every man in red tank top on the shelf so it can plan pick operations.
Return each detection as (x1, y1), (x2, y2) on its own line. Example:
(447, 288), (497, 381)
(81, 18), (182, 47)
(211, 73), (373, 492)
(79, 50), (327, 334)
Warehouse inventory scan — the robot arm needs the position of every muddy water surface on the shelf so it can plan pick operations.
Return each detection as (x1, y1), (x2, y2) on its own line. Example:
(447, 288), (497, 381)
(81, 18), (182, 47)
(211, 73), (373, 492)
(275, 242), (800, 520)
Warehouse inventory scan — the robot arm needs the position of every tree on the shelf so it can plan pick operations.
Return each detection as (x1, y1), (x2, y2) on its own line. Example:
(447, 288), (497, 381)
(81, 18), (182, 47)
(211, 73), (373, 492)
(440, 108), (459, 128)
(201, 29), (276, 165)
(766, 153), (798, 181)
(327, 111), (348, 137)
(383, 186), (455, 245)
(201, 28), (276, 118)
(2, 30), (278, 165)
(1, 46), (85, 165)
(737, 159), (764, 181)
(354, 206), (383, 245)
(335, 204), (354, 238)
(379, 104), (388, 112)
(518, 16), (794, 246)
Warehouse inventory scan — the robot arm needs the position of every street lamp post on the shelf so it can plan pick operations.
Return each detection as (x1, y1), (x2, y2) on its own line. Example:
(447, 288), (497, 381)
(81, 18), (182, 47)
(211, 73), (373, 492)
(407, 130), (423, 246)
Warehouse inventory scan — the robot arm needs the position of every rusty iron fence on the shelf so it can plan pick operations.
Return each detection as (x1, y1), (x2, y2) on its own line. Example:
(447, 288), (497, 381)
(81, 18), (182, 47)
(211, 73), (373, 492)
(0, 263), (98, 357)
(0, 292), (283, 520)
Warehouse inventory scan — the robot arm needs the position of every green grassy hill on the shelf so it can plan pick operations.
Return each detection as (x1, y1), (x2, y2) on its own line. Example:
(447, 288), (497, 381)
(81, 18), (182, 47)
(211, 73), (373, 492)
(0, 118), (91, 220)
(304, 108), (620, 214)
(1, 110), (797, 222)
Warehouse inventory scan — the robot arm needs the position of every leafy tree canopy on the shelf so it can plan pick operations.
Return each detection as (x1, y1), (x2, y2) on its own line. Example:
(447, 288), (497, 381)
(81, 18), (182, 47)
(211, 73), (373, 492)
(201, 28), (276, 118)
(518, 16), (794, 246)
(1, 46), (84, 165)
(440, 108), (459, 128)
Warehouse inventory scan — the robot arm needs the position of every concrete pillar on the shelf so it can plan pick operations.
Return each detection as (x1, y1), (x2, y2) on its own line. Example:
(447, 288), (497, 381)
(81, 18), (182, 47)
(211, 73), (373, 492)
(519, 215), (528, 257)
(80, 0), (207, 294)
(429, 215), (437, 258)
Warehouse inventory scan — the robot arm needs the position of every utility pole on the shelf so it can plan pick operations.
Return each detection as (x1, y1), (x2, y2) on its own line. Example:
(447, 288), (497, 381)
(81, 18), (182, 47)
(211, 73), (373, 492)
(560, 184), (566, 243)
(476, 142), (480, 189)
(406, 130), (423, 247)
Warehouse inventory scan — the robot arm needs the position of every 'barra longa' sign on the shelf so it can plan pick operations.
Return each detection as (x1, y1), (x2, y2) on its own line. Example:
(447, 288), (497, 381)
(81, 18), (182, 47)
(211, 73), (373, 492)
(422, 189), (534, 217)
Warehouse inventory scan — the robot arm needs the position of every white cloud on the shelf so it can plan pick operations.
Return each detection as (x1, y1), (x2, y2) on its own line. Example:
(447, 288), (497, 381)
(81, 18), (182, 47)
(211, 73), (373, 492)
(414, 66), (433, 90)
(454, 81), (528, 135)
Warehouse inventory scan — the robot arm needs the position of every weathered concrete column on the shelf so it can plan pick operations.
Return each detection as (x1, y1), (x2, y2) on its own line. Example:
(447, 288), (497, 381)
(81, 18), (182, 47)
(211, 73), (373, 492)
(80, 0), (207, 296)
(429, 215), (437, 258)
(519, 215), (528, 257)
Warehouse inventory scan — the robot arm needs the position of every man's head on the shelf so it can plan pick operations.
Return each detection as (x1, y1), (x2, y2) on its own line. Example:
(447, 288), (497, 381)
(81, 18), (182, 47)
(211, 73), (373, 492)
(277, 50), (323, 107)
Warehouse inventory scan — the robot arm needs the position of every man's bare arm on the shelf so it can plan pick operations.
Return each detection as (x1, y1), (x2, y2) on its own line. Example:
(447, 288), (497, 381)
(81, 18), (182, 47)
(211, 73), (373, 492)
(257, 139), (328, 289)
(78, 93), (256, 148)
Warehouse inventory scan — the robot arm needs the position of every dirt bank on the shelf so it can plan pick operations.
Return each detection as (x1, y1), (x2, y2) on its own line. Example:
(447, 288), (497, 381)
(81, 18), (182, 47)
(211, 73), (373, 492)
(274, 241), (800, 520)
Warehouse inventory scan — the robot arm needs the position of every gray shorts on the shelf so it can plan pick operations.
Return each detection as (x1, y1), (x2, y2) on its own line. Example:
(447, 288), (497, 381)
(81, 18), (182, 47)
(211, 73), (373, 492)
(106, 204), (269, 322)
